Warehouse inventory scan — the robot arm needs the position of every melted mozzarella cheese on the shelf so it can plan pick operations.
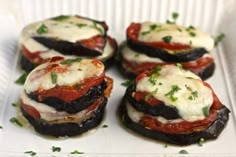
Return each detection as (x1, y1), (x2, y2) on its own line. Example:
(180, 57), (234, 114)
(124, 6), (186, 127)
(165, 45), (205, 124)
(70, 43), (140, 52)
(21, 91), (97, 122)
(136, 65), (213, 121)
(24, 58), (104, 93)
(138, 22), (214, 51)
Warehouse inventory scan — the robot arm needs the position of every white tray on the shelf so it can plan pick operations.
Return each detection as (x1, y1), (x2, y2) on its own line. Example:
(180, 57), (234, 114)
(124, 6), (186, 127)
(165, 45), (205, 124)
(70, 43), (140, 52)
(0, 0), (236, 156)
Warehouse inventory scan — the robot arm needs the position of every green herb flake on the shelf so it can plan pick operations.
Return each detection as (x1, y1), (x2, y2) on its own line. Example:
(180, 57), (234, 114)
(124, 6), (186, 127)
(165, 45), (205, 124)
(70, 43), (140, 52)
(36, 23), (48, 34)
(24, 151), (37, 156)
(202, 106), (210, 117)
(172, 12), (179, 20)
(162, 36), (172, 43)
(214, 33), (225, 46)
(191, 91), (198, 99)
(52, 146), (61, 152)
(198, 138), (205, 146)
(176, 63), (183, 69)
(145, 88), (158, 101)
(159, 82), (163, 86)
(186, 25), (195, 31)
(189, 40), (192, 45)
(76, 23), (87, 28)
(121, 80), (134, 87)
(189, 32), (196, 37)
(102, 124), (108, 128)
(179, 149), (188, 154)
(185, 77), (194, 79)
(12, 103), (17, 107)
(148, 74), (156, 85)
(51, 72), (57, 84)
(153, 65), (162, 74)
(165, 85), (181, 102)
(150, 24), (157, 30)
(177, 28), (182, 32)
(188, 96), (193, 100)
(166, 20), (175, 24)
(15, 73), (28, 85)
(10, 117), (23, 127)
(60, 58), (82, 65)
(0, 125), (3, 129)
(51, 15), (70, 21)
(92, 21), (103, 34)
(164, 144), (168, 148)
(70, 150), (84, 154)
(134, 53), (140, 58)
(74, 84), (81, 89)
(141, 31), (150, 35)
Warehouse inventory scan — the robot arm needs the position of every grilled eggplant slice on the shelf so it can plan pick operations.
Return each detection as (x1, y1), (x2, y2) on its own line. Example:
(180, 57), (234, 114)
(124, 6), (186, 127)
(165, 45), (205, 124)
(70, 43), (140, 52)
(21, 98), (106, 137)
(126, 23), (214, 62)
(118, 65), (230, 145)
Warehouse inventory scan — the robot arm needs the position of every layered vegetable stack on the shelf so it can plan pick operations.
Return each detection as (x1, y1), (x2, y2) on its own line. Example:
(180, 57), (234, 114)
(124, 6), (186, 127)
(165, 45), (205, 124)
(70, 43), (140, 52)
(119, 64), (229, 145)
(20, 15), (117, 72)
(119, 22), (215, 80)
(21, 57), (113, 137)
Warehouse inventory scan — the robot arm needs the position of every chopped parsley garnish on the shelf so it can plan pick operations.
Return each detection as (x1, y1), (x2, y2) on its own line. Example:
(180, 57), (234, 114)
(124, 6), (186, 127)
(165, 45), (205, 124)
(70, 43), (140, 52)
(36, 23), (48, 34)
(76, 23), (87, 28)
(134, 53), (140, 58)
(141, 31), (151, 35)
(51, 72), (57, 84)
(141, 24), (162, 35)
(121, 80), (134, 87)
(158, 82), (163, 85)
(74, 84), (81, 89)
(0, 125), (2, 129)
(172, 12), (179, 20)
(189, 32), (196, 37)
(185, 77), (194, 79)
(166, 12), (179, 24)
(186, 25), (195, 31)
(202, 106), (210, 116)
(15, 73), (28, 85)
(164, 144), (168, 148)
(51, 15), (70, 21)
(162, 36), (172, 43)
(191, 91), (198, 99)
(70, 150), (84, 154)
(92, 21), (103, 34)
(10, 117), (23, 127)
(198, 138), (205, 146)
(60, 58), (82, 64)
(177, 28), (182, 32)
(150, 24), (158, 30)
(148, 74), (157, 85)
(214, 33), (225, 46)
(52, 146), (61, 152)
(102, 124), (108, 128)
(176, 63), (183, 69)
(189, 40), (192, 45)
(179, 149), (188, 154)
(24, 151), (37, 156)
(12, 103), (17, 107)
(153, 65), (162, 74)
(145, 88), (158, 100)
(165, 85), (181, 102)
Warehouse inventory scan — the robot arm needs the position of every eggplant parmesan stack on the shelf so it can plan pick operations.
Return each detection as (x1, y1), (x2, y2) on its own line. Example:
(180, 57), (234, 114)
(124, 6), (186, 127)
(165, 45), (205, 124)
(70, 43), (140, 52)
(20, 15), (117, 72)
(20, 57), (113, 137)
(119, 65), (230, 145)
(119, 22), (215, 80)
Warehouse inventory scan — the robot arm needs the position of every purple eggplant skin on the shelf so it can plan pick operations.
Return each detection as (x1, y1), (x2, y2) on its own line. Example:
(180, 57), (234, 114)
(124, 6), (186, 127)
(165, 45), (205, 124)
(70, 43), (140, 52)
(33, 36), (107, 57)
(27, 81), (107, 114)
(126, 35), (209, 62)
(118, 96), (230, 145)
(21, 98), (107, 137)
(125, 84), (180, 119)
(20, 55), (36, 72)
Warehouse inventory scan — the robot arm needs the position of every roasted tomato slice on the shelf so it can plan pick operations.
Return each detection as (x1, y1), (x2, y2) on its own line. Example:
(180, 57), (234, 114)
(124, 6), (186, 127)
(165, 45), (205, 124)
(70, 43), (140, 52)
(36, 74), (105, 102)
(140, 109), (217, 134)
(21, 103), (41, 120)
(134, 91), (164, 106)
(127, 23), (191, 51)
(79, 35), (106, 54)
(21, 46), (47, 64)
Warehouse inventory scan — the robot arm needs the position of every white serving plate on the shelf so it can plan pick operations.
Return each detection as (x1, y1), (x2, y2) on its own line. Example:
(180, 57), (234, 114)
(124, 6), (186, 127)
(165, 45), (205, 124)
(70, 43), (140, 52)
(0, 0), (236, 156)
